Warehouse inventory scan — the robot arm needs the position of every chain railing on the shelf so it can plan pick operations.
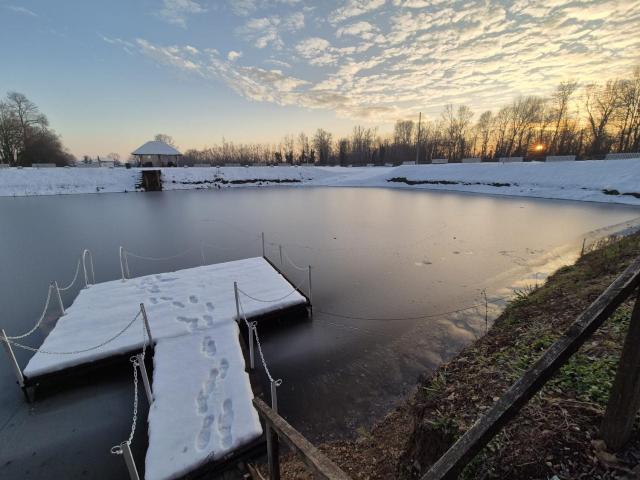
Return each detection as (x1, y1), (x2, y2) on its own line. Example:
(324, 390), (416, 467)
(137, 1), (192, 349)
(236, 291), (282, 413)
(4, 284), (53, 340)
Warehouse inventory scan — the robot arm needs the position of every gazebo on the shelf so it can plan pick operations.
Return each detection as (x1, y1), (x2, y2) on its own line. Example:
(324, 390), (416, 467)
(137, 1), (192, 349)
(132, 140), (182, 167)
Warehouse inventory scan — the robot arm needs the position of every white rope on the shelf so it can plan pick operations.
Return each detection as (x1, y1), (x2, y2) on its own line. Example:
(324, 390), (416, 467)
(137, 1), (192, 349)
(124, 246), (196, 262)
(3, 311), (142, 355)
(281, 248), (309, 272)
(58, 258), (82, 291)
(6, 284), (53, 340)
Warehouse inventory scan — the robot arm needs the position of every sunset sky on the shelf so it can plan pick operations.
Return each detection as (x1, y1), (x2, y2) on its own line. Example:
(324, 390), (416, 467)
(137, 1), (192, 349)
(1, 0), (638, 159)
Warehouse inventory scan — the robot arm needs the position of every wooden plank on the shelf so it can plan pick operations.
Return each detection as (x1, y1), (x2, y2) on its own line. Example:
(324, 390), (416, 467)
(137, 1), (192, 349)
(253, 398), (351, 480)
(600, 288), (640, 450)
(422, 255), (640, 480)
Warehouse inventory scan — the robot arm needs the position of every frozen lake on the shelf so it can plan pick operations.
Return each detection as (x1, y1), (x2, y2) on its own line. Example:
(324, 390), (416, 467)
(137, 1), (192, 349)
(0, 187), (639, 479)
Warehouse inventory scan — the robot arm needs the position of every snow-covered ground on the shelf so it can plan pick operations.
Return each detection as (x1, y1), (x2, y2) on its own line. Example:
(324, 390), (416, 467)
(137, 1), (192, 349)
(1, 159), (639, 205)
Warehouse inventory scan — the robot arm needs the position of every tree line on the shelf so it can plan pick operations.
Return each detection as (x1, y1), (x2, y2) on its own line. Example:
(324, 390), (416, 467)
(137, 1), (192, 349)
(183, 65), (640, 166)
(0, 92), (74, 166)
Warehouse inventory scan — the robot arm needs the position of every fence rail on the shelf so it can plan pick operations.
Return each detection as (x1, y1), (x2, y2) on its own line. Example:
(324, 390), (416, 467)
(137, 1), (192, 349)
(422, 255), (640, 480)
(253, 397), (351, 480)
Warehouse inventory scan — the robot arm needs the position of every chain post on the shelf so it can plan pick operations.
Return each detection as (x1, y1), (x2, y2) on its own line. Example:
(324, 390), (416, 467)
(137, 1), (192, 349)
(53, 281), (65, 315)
(119, 247), (127, 281)
(261, 232), (266, 257)
(279, 245), (283, 266)
(1, 329), (24, 388)
(136, 354), (153, 404)
(270, 379), (278, 413)
(234, 282), (241, 323)
(139, 304), (153, 345)
(307, 265), (313, 311)
(248, 321), (255, 370)
(120, 442), (140, 480)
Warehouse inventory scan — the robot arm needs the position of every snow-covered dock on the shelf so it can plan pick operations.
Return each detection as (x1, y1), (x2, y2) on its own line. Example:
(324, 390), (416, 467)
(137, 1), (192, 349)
(22, 257), (308, 381)
(3, 256), (310, 479)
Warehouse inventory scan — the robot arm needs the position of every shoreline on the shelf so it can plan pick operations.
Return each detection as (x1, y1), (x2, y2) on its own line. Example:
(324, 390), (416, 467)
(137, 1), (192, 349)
(0, 160), (639, 207)
(276, 232), (640, 479)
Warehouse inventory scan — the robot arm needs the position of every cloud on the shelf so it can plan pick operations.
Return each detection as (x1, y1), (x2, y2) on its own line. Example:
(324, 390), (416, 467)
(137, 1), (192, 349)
(158, 0), (206, 27)
(4, 5), (38, 17)
(110, 0), (640, 123)
(329, 0), (386, 24)
(238, 12), (305, 49)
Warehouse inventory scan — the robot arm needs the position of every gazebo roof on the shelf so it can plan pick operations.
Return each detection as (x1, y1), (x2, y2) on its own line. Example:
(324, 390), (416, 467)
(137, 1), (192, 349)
(132, 140), (182, 156)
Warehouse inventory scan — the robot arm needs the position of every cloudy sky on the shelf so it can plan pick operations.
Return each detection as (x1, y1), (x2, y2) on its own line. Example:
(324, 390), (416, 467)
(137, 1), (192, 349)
(1, 0), (638, 158)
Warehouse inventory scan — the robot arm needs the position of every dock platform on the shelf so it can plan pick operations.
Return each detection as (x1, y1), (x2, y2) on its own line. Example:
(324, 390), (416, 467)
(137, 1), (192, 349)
(22, 256), (307, 383)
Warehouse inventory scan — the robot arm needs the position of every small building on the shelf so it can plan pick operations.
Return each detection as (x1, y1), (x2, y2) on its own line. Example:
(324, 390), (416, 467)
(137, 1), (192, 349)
(132, 140), (182, 167)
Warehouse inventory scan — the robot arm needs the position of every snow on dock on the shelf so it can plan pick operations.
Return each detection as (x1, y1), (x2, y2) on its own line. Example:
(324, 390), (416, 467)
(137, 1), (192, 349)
(23, 257), (307, 380)
(146, 324), (262, 480)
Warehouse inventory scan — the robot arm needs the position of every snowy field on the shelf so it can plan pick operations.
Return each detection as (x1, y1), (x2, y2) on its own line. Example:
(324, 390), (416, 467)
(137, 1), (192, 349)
(0, 159), (639, 205)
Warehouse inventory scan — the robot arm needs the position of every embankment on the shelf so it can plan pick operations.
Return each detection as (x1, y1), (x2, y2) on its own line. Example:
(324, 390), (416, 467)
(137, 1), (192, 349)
(278, 233), (640, 479)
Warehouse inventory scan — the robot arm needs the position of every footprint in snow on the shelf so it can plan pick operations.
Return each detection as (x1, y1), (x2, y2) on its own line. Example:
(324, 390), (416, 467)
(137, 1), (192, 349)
(196, 415), (215, 451)
(218, 399), (234, 448)
(206, 302), (215, 312)
(202, 336), (217, 357)
(203, 315), (214, 327)
(189, 295), (199, 304)
(173, 301), (185, 308)
(149, 297), (158, 305)
(177, 316), (199, 331)
(220, 358), (229, 379)
(196, 390), (208, 414)
(160, 296), (172, 301)
(203, 368), (219, 395)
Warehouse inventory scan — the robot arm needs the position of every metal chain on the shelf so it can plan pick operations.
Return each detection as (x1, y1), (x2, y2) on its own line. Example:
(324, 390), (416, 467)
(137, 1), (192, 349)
(124, 246), (196, 261)
(238, 298), (281, 386)
(6, 284), (53, 339)
(281, 248), (309, 272)
(58, 258), (82, 291)
(4, 311), (142, 354)
(237, 278), (306, 304)
(127, 356), (139, 445)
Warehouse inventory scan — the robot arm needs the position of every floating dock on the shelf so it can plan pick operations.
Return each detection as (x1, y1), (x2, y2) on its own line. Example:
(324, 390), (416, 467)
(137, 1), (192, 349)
(3, 255), (310, 480)
(22, 256), (308, 382)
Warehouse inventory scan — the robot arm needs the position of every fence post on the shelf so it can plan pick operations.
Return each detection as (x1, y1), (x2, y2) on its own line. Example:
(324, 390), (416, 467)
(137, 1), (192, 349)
(1, 329), (24, 388)
(139, 303), (153, 346)
(248, 322), (255, 370)
(600, 288), (640, 450)
(266, 425), (281, 480)
(54, 281), (65, 315)
(262, 232), (266, 257)
(120, 442), (141, 480)
(136, 354), (154, 404)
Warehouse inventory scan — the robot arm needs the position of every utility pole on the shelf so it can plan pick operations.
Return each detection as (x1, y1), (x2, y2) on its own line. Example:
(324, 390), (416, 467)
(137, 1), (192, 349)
(415, 112), (422, 164)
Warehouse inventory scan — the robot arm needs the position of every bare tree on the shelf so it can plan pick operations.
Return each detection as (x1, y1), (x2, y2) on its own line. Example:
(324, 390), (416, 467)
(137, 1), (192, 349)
(154, 133), (177, 147)
(584, 80), (622, 155)
(549, 81), (578, 154)
(313, 129), (332, 164)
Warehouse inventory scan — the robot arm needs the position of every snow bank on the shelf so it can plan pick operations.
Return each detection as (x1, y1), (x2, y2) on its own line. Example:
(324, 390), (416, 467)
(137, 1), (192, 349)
(22, 257), (306, 378)
(1, 159), (639, 206)
(146, 325), (262, 480)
